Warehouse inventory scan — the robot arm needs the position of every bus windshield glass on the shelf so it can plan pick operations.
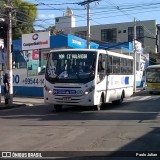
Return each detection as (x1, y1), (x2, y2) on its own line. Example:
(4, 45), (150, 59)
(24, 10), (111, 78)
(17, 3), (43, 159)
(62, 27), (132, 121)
(45, 50), (96, 83)
(146, 68), (160, 83)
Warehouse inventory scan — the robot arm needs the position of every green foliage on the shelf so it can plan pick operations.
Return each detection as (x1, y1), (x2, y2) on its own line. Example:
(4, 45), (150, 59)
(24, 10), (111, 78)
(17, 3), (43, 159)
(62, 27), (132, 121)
(47, 26), (56, 35)
(0, 0), (6, 14)
(0, 0), (37, 40)
(12, 0), (37, 39)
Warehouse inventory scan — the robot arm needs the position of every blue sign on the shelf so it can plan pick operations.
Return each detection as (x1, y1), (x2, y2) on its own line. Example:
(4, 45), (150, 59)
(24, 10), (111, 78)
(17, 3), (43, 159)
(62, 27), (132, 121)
(53, 89), (83, 95)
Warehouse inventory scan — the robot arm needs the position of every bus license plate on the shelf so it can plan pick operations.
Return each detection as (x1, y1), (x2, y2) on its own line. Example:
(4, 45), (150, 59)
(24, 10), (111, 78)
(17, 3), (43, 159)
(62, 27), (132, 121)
(63, 97), (71, 101)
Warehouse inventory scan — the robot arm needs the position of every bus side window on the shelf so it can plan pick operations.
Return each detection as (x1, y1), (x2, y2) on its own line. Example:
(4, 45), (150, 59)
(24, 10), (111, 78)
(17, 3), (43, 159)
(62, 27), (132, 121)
(128, 59), (133, 74)
(121, 58), (127, 74)
(113, 56), (120, 74)
(107, 56), (112, 74)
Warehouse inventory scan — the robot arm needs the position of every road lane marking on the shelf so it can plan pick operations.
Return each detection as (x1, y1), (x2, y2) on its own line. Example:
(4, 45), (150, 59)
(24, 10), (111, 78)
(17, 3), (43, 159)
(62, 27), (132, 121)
(138, 96), (152, 101)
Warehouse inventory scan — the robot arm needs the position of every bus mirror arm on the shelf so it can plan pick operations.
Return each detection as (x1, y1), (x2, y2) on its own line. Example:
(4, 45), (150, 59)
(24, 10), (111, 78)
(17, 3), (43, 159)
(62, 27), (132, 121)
(106, 68), (110, 75)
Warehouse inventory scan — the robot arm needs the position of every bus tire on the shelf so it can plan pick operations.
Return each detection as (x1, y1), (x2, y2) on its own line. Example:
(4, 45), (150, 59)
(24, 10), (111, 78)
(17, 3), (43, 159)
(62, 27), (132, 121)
(149, 91), (153, 94)
(112, 93), (124, 105)
(54, 105), (62, 111)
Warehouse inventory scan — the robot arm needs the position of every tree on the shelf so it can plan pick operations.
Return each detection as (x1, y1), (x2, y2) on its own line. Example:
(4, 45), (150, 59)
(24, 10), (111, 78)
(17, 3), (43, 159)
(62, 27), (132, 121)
(12, 0), (37, 39)
(47, 26), (56, 35)
(46, 26), (65, 36)
(0, 0), (37, 40)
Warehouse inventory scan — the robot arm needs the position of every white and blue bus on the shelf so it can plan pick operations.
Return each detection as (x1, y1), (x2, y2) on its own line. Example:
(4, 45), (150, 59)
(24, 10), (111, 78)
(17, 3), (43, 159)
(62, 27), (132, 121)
(44, 49), (134, 111)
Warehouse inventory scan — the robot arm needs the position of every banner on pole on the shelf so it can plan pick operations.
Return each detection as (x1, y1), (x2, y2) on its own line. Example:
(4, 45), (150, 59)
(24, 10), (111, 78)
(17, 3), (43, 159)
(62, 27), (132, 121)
(0, 39), (7, 64)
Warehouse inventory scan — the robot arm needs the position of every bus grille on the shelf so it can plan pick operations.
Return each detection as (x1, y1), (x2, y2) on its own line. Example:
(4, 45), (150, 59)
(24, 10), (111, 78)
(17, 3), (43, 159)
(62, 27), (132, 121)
(55, 97), (80, 103)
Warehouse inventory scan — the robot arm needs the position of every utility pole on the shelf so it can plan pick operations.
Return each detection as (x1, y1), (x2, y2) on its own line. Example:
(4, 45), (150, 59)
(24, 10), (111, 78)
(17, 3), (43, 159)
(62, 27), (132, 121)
(86, 1), (90, 49)
(78, 0), (101, 49)
(133, 18), (137, 93)
(156, 31), (159, 53)
(5, 0), (13, 104)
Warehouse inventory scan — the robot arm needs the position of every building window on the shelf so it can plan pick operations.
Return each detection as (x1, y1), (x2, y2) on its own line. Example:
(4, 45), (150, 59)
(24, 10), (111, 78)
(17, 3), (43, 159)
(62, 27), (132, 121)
(55, 18), (59, 22)
(75, 31), (87, 39)
(137, 26), (144, 43)
(128, 27), (133, 42)
(128, 26), (144, 46)
(101, 28), (117, 43)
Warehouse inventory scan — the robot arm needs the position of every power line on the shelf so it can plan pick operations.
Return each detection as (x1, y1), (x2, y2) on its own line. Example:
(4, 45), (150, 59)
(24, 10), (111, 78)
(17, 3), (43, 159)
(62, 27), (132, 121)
(106, 0), (156, 38)
(77, 0), (101, 48)
(77, 0), (101, 6)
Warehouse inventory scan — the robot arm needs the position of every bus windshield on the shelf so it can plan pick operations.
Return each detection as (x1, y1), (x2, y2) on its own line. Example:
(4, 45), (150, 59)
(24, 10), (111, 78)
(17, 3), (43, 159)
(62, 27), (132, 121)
(45, 50), (96, 83)
(146, 68), (160, 83)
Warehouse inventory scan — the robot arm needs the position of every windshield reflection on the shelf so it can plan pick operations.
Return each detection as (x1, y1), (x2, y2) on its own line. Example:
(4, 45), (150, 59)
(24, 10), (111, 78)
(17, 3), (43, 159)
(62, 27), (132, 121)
(45, 51), (96, 83)
(146, 69), (160, 83)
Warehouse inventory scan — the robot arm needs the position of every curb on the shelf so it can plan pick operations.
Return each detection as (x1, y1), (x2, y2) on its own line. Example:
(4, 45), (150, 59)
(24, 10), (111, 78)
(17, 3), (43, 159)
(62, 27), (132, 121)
(0, 104), (27, 110)
(132, 90), (147, 96)
(0, 102), (42, 110)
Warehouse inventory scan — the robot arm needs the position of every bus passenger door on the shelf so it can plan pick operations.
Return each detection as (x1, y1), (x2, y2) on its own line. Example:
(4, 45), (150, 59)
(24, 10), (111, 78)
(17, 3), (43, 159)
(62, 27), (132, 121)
(96, 54), (107, 104)
(97, 54), (106, 83)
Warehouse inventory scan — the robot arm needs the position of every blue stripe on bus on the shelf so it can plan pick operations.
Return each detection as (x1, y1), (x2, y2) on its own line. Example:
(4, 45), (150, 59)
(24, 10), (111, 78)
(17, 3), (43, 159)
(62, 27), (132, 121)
(125, 77), (129, 85)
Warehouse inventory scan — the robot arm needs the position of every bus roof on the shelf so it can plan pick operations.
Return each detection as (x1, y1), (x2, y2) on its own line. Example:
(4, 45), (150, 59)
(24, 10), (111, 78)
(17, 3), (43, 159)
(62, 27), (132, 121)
(106, 50), (133, 59)
(50, 48), (104, 53)
(146, 64), (160, 69)
(50, 48), (133, 59)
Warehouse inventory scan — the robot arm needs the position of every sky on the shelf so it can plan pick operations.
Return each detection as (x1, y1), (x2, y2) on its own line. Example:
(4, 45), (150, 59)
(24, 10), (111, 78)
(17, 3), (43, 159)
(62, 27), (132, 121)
(25, 0), (160, 30)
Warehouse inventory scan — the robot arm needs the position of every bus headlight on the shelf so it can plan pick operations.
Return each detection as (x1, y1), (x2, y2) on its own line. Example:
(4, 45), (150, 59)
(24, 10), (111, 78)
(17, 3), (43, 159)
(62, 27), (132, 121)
(44, 85), (52, 94)
(84, 86), (95, 95)
(48, 90), (52, 94)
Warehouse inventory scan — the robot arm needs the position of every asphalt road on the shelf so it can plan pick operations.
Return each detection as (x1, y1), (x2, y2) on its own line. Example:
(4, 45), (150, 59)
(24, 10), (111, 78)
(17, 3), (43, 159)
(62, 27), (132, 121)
(0, 91), (160, 159)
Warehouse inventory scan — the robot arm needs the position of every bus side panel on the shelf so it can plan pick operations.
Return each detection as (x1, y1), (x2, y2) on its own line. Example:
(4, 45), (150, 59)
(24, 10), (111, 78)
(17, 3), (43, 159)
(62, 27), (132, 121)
(105, 75), (133, 102)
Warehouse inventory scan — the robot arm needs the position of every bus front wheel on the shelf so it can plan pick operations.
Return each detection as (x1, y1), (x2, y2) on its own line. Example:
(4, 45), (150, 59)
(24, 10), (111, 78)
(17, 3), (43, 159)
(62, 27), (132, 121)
(54, 105), (62, 111)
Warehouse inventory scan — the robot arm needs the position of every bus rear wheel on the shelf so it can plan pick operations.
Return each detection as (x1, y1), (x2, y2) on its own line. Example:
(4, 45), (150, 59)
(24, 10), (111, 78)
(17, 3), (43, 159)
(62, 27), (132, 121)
(54, 105), (62, 111)
(112, 93), (124, 105)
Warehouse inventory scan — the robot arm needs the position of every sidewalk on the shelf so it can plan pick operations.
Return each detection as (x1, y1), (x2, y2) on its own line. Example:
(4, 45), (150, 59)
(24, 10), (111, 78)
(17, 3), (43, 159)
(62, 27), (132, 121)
(0, 103), (27, 110)
(132, 88), (146, 97)
(0, 96), (44, 110)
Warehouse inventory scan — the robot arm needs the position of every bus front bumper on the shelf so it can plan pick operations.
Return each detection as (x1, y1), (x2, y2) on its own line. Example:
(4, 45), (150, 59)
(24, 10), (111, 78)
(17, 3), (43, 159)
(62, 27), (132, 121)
(44, 92), (96, 106)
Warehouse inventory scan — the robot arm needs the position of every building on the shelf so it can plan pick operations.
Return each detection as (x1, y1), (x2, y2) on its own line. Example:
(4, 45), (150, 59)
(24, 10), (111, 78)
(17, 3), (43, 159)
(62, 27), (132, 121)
(55, 7), (76, 33)
(55, 10), (159, 54)
(0, 33), (99, 97)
